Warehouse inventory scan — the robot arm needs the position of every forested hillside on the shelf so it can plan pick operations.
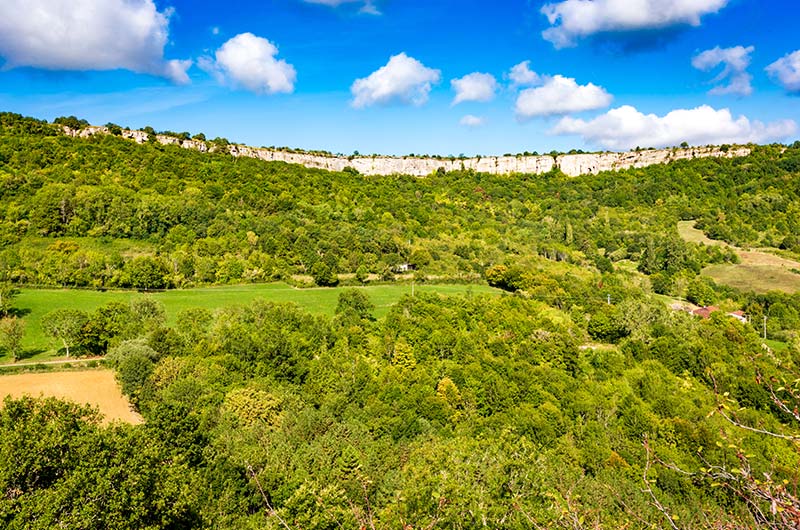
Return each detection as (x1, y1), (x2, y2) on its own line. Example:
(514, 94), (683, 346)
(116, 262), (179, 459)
(1, 112), (800, 528)
(2, 111), (799, 291)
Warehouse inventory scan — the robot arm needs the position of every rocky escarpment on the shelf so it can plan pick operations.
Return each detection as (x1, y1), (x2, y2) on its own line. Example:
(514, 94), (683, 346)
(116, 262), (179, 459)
(63, 126), (751, 177)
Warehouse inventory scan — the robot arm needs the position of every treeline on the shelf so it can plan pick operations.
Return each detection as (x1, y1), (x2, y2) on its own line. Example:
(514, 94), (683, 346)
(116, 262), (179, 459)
(3, 268), (799, 527)
(0, 112), (798, 290)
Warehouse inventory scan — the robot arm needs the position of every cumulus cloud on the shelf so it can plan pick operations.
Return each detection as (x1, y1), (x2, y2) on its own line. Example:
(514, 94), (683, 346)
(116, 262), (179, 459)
(351, 53), (441, 108)
(0, 0), (191, 83)
(541, 0), (730, 48)
(451, 73), (498, 105)
(515, 75), (612, 119)
(552, 105), (797, 150)
(200, 33), (296, 95)
(459, 115), (485, 127)
(508, 61), (541, 87)
(766, 50), (800, 93)
(692, 45), (754, 96)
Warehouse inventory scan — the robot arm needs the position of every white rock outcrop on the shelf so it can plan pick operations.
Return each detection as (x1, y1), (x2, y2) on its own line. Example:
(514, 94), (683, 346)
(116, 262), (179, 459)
(62, 126), (751, 178)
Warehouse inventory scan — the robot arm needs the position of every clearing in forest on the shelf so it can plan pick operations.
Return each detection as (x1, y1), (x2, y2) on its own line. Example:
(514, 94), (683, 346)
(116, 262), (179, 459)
(0, 369), (142, 425)
(4, 282), (499, 364)
(677, 221), (730, 247)
(678, 221), (800, 293)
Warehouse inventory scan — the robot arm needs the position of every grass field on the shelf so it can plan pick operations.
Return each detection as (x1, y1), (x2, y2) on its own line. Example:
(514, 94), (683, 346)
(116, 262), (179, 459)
(677, 221), (728, 247)
(702, 261), (800, 294)
(678, 221), (800, 294)
(0, 369), (142, 424)
(765, 339), (789, 352)
(3, 282), (500, 363)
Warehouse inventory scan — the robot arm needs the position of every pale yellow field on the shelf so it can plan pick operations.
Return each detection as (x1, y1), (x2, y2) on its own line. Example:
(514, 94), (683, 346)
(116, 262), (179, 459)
(0, 369), (142, 425)
(677, 220), (728, 247)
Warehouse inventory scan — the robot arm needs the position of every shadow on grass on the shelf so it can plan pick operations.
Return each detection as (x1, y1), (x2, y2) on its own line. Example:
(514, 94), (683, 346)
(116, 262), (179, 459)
(10, 348), (46, 362)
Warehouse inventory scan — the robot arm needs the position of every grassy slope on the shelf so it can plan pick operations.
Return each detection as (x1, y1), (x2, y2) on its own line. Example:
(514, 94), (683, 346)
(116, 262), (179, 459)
(676, 220), (727, 246)
(5, 282), (500, 363)
(678, 221), (800, 294)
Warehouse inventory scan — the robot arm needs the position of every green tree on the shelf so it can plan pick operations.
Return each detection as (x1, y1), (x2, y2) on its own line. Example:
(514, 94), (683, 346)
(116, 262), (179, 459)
(222, 388), (283, 428)
(41, 308), (89, 357)
(335, 289), (374, 321)
(105, 122), (123, 135)
(130, 297), (166, 330)
(116, 348), (155, 402)
(176, 307), (213, 346)
(686, 277), (716, 306)
(587, 307), (628, 343)
(53, 115), (89, 129)
(125, 256), (169, 290)
(80, 302), (135, 355)
(355, 265), (369, 283)
(0, 283), (18, 317)
(391, 338), (416, 369)
(0, 316), (25, 361)
(0, 397), (200, 529)
(310, 260), (339, 287)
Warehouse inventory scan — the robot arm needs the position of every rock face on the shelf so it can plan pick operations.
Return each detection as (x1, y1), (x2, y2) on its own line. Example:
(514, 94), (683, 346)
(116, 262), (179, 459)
(62, 126), (751, 177)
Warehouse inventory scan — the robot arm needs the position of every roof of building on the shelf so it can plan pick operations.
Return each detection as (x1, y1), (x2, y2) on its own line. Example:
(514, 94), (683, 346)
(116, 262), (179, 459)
(692, 306), (720, 319)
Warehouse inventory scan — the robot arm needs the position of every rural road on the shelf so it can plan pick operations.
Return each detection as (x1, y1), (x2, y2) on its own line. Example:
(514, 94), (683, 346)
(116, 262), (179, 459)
(0, 357), (104, 369)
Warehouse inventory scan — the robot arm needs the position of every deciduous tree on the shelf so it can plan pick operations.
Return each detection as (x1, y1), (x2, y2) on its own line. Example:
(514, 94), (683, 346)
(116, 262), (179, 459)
(41, 309), (89, 357)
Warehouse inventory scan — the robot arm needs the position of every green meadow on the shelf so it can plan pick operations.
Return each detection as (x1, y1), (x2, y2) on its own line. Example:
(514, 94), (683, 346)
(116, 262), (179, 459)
(5, 282), (500, 363)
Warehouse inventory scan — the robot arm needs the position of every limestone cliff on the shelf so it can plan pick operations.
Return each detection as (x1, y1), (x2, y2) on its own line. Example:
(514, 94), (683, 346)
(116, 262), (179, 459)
(62, 125), (751, 178)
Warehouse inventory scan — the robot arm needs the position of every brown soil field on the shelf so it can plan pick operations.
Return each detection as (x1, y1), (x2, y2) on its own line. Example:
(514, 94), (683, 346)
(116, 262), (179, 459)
(0, 369), (142, 425)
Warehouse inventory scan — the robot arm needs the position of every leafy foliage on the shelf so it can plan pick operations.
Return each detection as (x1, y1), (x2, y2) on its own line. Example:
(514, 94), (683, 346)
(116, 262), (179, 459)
(2, 113), (800, 527)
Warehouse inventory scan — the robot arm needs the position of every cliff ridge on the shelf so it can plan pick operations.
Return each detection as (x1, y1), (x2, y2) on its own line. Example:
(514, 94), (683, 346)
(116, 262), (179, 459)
(62, 125), (751, 177)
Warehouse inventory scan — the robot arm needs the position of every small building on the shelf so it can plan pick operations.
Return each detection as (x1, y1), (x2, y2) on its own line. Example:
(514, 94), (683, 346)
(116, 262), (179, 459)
(692, 306), (720, 319)
(727, 310), (748, 324)
(690, 306), (749, 323)
(394, 263), (417, 273)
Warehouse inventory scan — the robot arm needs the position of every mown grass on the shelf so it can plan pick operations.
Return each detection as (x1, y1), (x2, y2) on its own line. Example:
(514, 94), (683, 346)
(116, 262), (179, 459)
(3, 282), (500, 363)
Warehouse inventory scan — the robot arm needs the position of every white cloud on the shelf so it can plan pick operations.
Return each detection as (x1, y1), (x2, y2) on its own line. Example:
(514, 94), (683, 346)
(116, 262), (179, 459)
(541, 0), (730, 48)
(692, 45), (754, 96)
(200, 33), (296, 95)
(552, 105), (797, 150)
(766, 50), (800, 93)
(303, 0), (380, 14)
(161, 60), (193, 85)
(459, 115), (485, 127)
(451, 73), (498, 105)
(351, 53), (441, 108)
(0, 0), (191, 83)
(515, 75), (612, 119)
(508, 61), (541, 87)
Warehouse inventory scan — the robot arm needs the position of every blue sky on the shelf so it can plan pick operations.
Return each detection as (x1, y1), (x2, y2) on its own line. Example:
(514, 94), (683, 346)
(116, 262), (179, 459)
(0, 0), (798, 155)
